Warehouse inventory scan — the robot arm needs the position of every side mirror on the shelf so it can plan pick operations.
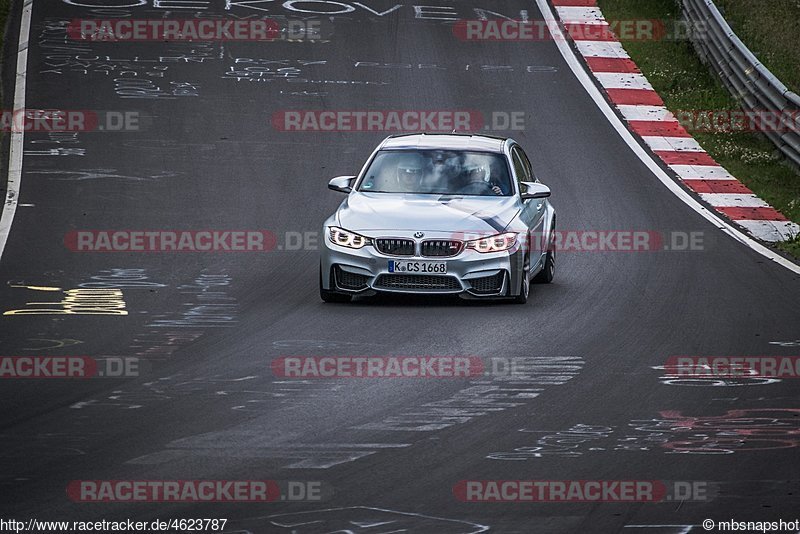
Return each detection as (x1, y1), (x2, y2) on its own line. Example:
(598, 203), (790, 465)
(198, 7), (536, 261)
(520, 181), (551, 200)
(328, 175), (356, 193)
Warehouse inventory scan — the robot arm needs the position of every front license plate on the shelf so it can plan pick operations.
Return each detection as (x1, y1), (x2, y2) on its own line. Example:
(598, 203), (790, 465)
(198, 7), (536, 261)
(388, 260), (447, 274)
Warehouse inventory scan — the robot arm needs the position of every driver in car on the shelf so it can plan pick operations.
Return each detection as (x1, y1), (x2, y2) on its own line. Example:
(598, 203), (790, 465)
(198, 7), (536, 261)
(395, 154), (425, 192)
(459, 164), (503, 195)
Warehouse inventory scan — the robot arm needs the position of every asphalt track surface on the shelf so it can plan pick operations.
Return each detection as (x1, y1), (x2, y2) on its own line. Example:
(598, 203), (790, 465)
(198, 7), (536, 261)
(0, 1), (799, 533)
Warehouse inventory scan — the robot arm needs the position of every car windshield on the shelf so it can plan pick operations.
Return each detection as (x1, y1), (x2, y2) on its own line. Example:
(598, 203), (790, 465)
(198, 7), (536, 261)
(357, 149), (513, 196)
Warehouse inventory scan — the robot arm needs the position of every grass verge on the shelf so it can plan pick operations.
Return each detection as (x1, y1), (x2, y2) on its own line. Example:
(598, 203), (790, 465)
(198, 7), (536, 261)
(597, 0), (800, 258)
(714, 0), (800, 94)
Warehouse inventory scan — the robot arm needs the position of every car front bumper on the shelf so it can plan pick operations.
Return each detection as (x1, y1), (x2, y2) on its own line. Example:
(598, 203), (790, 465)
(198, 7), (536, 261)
(320, 231), (525, 298)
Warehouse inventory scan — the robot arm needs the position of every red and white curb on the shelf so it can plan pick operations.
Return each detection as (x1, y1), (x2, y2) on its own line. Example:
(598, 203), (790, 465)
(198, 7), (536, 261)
(550, 0), (799, 243)
(0, 0), (32, 263)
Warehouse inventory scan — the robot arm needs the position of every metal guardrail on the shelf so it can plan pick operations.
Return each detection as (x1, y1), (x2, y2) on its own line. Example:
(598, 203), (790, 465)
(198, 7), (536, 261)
(682, 0), (800, 169)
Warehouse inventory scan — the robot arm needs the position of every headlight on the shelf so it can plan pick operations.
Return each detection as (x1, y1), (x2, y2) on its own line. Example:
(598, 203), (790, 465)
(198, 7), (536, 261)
(328, 226), (371, 249)
(465, 232), (518, 253)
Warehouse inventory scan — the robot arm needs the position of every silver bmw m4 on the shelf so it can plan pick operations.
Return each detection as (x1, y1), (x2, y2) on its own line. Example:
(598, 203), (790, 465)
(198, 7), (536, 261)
(320, 133), (556, 304)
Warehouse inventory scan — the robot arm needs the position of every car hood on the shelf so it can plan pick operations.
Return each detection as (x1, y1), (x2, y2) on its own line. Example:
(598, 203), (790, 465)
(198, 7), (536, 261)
(336, 192), (520, 233)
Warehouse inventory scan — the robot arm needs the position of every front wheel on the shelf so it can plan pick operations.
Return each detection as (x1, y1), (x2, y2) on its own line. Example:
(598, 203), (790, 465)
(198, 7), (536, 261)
(512, 255), (530, 304)
(533, 224), (556, 284)
(320, 266), (352, 303)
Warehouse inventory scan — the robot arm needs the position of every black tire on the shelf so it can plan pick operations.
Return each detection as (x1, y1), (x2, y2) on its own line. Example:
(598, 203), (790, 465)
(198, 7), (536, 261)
(512, 255), (530, 304)
(533, 223), (556, 284)
(320, 266), (352, 303)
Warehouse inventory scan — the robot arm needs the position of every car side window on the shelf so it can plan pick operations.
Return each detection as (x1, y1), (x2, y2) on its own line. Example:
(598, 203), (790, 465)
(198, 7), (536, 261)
(510, 147), (531, 184)
(517, 147), (536, 182)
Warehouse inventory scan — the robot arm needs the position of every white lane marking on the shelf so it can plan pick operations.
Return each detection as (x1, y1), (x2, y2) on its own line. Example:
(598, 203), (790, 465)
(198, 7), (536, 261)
(617, 105), (674, 121)
(642, 136), (704, 152)
(669, 164), (737, 180)
(0, 0), (32, 262)
(698, 193), (770, 208)
(534, 0), (800, 274)
(555, 6), (605, 24)
(594, 72), (654, 90)
(575, 40), (630, 58)
(623, 527), (694, 533)
(737, 220), (800, 242)
(127, 444), (413, 469)
(265, 507), (490, 533)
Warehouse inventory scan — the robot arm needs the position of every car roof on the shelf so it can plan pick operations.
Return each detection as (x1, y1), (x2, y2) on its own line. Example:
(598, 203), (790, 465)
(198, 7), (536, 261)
(380, 133), (509, 153)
